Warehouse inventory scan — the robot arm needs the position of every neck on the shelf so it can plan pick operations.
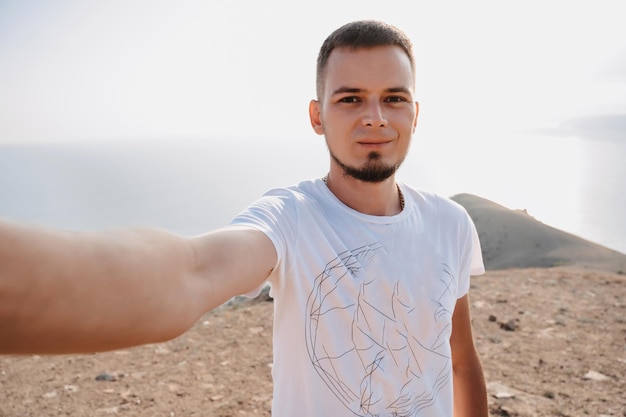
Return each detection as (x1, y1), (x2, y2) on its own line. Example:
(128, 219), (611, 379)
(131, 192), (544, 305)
(323, 171), (404, 216)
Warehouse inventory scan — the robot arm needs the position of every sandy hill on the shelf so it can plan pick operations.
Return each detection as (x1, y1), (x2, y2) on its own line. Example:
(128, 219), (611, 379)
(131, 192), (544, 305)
(2, 267), (623, 417)
(451, 193), (626, 273)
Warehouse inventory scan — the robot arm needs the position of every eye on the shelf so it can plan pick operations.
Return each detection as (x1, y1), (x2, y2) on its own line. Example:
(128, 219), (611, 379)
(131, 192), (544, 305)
(385, 95), (408, 103)
(338, 96), (361, 103)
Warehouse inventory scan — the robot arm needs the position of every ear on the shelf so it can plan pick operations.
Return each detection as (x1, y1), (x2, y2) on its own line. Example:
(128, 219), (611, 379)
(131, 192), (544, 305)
(412, 101), (420, 133)
(309, 100), (324, 135)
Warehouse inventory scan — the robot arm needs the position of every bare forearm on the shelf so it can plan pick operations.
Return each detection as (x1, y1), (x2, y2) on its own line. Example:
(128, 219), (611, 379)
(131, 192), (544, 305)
(453, 358), (488, 417)
(0, 220), (207, 354)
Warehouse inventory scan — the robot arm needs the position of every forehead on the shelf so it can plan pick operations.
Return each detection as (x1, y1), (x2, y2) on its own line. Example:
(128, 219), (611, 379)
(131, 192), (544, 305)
(323, 45), (415, 94)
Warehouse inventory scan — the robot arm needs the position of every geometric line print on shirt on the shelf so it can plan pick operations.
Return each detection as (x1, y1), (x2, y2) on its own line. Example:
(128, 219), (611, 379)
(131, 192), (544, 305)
(305, 242), (457, 416)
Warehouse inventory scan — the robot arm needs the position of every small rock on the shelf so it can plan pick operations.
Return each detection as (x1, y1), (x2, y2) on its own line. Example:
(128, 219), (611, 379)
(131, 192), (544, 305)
(167, 383), (183, 394)
(487, 381), (554, 415)
(500, 319), (519, 331)
(487, 382), (515, 399)
(583, 370), (610, 381)
(96, 406), (119, 414)
(95, 372), (117, 382)
(42, 390), (58, 399)
(64, 384), (79, 392)
(494, 390), (515, 399)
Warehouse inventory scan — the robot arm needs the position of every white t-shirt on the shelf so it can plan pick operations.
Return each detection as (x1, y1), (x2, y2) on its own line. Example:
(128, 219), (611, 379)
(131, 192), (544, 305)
(230, 178), (484, 417)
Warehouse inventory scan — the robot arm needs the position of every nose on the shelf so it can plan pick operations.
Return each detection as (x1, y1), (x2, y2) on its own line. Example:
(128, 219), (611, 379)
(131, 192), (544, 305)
(362, 101), (387, 128)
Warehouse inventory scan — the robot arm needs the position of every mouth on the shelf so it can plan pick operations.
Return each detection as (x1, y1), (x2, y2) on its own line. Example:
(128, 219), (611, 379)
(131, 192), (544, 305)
(357, 139), (393, 149)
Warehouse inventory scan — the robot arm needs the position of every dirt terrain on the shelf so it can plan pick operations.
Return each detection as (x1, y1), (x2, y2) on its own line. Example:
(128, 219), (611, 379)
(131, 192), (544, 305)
(1, 266), (624, 417)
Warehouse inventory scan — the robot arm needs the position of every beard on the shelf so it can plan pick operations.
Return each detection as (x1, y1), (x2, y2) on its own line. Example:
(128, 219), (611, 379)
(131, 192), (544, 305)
(330, 150), (402, 183)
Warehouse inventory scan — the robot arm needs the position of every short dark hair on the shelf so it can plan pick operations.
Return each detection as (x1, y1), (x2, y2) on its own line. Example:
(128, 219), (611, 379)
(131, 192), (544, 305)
(316, 20), (416, 99)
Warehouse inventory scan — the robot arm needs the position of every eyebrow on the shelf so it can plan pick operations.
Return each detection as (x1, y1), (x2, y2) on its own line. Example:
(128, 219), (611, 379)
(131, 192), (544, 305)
(330, 86), (413, 96)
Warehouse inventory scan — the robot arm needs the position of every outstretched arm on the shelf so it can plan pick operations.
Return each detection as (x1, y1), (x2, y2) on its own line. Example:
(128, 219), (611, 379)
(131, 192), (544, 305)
(451, 293), (488, 417)
(0, 220), (275, 355)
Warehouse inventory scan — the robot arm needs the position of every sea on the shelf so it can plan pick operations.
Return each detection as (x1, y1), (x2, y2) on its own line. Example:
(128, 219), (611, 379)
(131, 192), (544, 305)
(1, 131), (625, 255)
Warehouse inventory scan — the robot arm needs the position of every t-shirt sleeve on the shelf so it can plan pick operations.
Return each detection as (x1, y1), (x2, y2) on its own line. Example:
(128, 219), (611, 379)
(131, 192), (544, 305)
(229, 189), (297, 280)
(457, 209), (485, 298)
(468, 213), (485, 276)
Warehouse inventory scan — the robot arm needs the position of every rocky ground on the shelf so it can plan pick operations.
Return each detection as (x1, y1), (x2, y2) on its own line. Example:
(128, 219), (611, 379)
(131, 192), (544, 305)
(1, 266), (624, 417)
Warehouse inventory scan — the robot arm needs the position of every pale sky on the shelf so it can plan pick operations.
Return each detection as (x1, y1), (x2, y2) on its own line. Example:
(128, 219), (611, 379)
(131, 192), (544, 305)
(1, 0), (625, 252)
(0, 0), (624, 145)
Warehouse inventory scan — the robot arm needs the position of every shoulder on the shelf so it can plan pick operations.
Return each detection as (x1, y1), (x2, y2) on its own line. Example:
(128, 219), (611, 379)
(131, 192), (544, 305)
(401, 185), (470, 220)
(258, 178), (326, 207)
(232, 178), (326, 222)
(229, 179), (327, 259)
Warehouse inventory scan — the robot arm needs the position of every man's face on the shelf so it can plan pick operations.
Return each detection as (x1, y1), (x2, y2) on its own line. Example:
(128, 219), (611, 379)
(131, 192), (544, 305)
(309, 45), (419, 183)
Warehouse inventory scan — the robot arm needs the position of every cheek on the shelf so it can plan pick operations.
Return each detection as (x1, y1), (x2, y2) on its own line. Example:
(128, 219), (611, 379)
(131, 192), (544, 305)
(396, 119), (417, 138)
(322, 114), (351, 137)
(395, 110), (417, 128)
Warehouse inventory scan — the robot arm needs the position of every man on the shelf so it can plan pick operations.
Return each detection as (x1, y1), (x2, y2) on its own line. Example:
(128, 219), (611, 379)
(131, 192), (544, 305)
(0, 20), (487, 416)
